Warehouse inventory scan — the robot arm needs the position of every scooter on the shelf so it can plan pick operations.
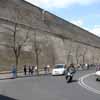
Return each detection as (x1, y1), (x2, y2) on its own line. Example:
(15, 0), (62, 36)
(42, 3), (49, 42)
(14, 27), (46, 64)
(65, 72), (73, 83)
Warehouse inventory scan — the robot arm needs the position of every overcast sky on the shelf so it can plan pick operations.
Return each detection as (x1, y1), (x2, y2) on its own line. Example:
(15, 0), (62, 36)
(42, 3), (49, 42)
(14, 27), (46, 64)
(25, 0), (100, 37)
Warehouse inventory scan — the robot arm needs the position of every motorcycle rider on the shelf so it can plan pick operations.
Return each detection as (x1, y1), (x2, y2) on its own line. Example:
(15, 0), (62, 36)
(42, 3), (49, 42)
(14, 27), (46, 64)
(65, 64), (76, 81)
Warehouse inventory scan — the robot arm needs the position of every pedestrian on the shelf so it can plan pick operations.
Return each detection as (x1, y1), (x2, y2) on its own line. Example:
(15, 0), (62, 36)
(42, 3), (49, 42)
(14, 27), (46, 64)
(34, 66), (37, 74)
(44, 66), (47, 74)
(47, 65), (50, 73)
(96, 64), (100, 71)
(31, 65), (35, 76)
(77, 64), (80, 70)
(87, 64), (89, 70)
(81, 64), (84, 70)
(28, 65), (31, 76)
(11, 65), (17, 79)
(24, 64), (27, 76)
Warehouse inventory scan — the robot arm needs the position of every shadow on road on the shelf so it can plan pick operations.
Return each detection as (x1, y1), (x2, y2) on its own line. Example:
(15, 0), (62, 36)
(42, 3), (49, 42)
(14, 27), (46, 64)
(0, 95), (17, 100)
(71, 80), (78, 83)
(66, 79), (78, 84)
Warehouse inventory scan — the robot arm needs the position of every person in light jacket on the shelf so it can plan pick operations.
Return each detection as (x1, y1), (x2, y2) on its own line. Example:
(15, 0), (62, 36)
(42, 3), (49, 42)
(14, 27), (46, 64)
(11, 65), (17, 79)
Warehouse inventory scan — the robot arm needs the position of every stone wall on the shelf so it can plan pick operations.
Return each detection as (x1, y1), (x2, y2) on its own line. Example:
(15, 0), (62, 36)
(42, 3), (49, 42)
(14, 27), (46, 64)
(0, 0), (100, 70)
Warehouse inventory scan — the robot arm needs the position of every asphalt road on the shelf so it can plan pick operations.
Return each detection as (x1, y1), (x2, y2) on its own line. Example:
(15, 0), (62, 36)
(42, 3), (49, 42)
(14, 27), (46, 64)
(0, 68), (100, 100)
(82, 73), (100, 92)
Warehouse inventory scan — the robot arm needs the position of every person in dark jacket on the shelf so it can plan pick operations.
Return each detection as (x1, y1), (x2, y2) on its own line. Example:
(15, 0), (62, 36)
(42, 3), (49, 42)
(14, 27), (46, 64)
(24, 65), (27, 76)
(31, 65), (35, 76)
(67, 64), (76, 74)
(65, 64), (76, 80)
(28, 65), (31, 76)
(44, 66), (48, 74)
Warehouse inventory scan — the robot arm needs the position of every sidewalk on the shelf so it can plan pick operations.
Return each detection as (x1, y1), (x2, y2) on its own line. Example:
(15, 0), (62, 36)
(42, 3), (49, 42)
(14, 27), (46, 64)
(0, 67), (95, 80)
(0, 71), (51, 80)
(0, 73), (23, 80)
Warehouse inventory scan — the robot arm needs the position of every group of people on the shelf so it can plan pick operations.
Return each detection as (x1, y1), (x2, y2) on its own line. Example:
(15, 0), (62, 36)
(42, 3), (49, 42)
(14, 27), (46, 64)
(77, 63), (90, 70)
(23, 64), (37, 76)
(23, 64), (51, 76)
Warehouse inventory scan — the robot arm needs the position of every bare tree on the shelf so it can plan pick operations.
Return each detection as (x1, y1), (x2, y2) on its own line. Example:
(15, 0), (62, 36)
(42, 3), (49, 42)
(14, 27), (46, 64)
(51, 47), (56, 66)
(30, 31), (44, 75)
(67, 50), (73, 65)
(0, 4), (32, 73)
(11, 24), (29, 73)
(75, 45), (81, 64)
(81, 46), (88, 64)
(91, 55), (95, 64)
(63, 39), (73, 65)
(34, 32), (41, 75)
(0, 23), (29, 75)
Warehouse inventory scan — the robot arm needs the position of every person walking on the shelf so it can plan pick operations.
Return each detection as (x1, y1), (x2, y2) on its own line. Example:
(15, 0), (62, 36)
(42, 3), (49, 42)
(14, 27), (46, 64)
(24, 64), (27, 76)
(47, 65), (50, 73)
(28, 65), (31, 76)
(34, 66), (38, 74)
(11, 65), (17, 79)
(31, 65), (35, 76)
(44, 66), (47, 74)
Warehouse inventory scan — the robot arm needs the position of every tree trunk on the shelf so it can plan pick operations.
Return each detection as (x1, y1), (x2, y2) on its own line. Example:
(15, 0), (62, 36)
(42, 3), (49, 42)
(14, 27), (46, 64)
(83, 55), (85, 64)
(52, 53), (55, 66)
(36, 50), (39, 75)
(76, 57), (79, 64)
(67, 54), (70, 66)
(15, 55), (19, 77)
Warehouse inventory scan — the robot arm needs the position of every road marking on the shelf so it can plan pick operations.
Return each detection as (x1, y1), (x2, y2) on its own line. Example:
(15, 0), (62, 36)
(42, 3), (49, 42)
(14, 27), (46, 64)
(78, 73), (100, 94)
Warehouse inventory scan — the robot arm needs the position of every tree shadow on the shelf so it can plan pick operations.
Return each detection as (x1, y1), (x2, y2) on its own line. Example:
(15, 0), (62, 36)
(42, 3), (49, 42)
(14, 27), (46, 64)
(0, 95), (17, 100)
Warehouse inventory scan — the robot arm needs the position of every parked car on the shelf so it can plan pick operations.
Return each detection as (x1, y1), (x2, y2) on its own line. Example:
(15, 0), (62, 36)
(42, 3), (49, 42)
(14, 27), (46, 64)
(51, 64), (66, 75)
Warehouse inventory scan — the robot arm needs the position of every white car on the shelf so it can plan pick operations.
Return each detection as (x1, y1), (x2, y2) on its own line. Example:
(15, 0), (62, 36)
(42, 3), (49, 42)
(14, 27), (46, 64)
(51, 64), (66, 75)
(96, 71), (100, 81)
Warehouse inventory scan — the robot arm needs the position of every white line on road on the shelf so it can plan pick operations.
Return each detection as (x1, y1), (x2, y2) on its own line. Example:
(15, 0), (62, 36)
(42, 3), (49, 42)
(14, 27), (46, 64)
(78, 73), (100, 95)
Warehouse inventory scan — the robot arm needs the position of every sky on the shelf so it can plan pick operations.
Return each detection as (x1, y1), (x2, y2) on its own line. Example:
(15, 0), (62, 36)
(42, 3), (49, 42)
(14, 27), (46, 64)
(25, 0), (100, 37)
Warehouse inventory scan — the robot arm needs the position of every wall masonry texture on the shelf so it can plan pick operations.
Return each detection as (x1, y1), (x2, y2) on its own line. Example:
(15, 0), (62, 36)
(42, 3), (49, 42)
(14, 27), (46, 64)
(0, 0), (100, 70)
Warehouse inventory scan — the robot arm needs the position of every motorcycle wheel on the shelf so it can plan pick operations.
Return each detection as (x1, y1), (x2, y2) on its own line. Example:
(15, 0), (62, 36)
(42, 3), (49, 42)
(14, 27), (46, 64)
(67, 76), (72, 83)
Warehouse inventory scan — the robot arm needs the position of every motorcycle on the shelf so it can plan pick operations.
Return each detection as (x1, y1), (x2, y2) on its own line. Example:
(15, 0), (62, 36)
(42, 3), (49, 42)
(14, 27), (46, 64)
(65, 72), (73, 83)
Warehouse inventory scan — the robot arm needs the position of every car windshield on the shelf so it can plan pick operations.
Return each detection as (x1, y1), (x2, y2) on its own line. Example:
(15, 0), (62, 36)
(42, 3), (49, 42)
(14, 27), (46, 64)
(54, 65), (64, 68)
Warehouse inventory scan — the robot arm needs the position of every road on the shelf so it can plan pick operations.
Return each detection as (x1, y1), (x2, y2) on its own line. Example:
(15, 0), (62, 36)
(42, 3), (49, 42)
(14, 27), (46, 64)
(79, 72), (100, 94)
(0, 68), (100, 100)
